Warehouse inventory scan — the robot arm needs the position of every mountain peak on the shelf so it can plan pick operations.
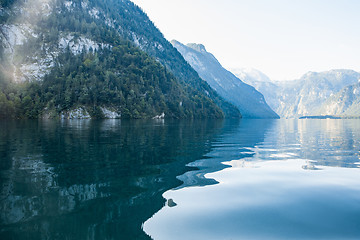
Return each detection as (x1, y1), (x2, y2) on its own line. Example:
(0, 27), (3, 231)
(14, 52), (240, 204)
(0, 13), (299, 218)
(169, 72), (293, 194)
(186, 43), (207, 52)
(303, 69), (358, 78)
(231, 68), (272, 83)
(172, 40), (279, 118)
(171, 40), (207, 53)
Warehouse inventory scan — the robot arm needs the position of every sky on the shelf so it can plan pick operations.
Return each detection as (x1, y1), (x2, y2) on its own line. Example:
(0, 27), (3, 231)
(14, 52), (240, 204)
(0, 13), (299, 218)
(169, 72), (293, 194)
(131, 0), (360, 81)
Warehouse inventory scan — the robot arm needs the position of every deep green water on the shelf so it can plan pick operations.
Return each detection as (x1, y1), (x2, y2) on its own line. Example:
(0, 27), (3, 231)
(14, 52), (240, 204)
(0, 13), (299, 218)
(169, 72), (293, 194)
(1, 119), (360, 239)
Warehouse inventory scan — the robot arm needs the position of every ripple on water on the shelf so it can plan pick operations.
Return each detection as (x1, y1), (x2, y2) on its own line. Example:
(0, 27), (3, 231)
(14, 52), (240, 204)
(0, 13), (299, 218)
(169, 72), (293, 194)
(144, 119), (360, 240)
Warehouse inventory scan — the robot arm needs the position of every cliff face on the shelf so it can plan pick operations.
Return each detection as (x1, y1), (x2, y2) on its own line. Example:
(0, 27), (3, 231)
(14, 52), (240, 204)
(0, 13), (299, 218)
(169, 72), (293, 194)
(317, 82), (360, 116)
(172, 40), (279, 119)
(279, 70), (360, 118)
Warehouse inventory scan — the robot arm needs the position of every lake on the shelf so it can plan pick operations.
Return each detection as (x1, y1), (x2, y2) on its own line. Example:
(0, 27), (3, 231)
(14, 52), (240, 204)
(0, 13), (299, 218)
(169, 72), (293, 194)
(1, 119), (360, 239)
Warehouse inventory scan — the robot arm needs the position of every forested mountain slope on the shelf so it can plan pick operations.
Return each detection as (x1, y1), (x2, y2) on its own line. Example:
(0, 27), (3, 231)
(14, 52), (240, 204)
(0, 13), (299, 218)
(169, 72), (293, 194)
(0, 0), (240, 119)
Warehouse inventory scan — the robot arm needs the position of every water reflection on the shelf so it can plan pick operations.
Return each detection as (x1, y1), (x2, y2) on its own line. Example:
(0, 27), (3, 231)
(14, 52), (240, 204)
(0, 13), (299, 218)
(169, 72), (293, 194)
(145, 119), (360, 240)
(0, 119), (225, 239)
(177, 119), (276, 187)
(267, 119), (360, 168)
(2, 119), (359, 240)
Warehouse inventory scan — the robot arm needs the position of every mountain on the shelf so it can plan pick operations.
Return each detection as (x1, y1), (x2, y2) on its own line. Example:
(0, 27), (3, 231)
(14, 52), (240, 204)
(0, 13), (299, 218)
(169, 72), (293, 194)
(231, 68), (272, 83)
(277, 70), (360, 118)
(235, 69), (360, 118)
(231, 68), (281, 112)
(0, 0), (240, 119)
(171, 40), (279, 119)
(317, 81), (360, 116)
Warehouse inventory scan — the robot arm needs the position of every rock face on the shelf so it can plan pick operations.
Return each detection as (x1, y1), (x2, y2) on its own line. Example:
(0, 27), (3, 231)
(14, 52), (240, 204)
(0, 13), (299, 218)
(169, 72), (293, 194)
(231, 68), (272, 84)
(60, 107), (91, 119)
(231, 68), (281, 114)
(318, 82), (360, 116)
(100, 107), (121, 119)
(233, 69), (360, 118)
(171, 40), (279, 119)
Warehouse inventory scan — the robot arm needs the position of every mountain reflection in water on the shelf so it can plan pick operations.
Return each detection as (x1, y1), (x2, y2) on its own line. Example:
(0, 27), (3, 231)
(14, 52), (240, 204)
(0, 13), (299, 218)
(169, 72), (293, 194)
(144, 119), (360, 240)
(0, 119), (235, 240)
(2, 119), (358, 240)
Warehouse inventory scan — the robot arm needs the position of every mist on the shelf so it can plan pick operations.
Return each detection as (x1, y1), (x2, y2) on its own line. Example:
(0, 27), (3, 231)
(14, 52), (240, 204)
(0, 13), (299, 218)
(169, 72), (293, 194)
(0, 0), (52, 83)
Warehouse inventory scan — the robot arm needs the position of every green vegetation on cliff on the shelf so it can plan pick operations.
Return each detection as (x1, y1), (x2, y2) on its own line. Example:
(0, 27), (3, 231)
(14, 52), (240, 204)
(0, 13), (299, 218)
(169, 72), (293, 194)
(0, 0), (240, 119)
(0, 41), (223, 119)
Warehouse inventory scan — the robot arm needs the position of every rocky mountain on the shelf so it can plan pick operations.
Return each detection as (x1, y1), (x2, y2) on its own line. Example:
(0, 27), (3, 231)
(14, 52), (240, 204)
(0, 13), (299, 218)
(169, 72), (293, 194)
(317, 81), (360, 116)
(171, 40), (279, 119)
(233, 69), (360, 118)
(231, 68), (272, 84)
(0, 0), (240, 119)
(231, 68), (281, 112)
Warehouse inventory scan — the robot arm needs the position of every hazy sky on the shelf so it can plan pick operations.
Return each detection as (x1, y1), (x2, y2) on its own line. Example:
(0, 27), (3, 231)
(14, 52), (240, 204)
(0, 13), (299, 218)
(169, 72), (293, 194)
(131, 0), (360, 80)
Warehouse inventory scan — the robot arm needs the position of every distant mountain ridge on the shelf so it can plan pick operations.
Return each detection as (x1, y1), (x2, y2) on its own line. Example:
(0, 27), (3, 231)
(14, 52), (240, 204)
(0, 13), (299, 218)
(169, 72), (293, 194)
(317, 81), (360, 116)
(231, 68), (272, 83)
(171, 40), (279, 119)
(233, 68), (360, 118)
(231, 68), (281, 112)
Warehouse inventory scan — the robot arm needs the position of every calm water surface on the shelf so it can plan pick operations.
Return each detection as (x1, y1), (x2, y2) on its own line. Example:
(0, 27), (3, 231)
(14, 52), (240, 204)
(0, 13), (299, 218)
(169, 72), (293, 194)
(1, 119), (360, 239)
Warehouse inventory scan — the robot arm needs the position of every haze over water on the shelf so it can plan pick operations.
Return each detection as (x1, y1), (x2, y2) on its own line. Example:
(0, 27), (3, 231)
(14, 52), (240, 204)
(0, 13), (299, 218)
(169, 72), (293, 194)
(1, 119), (360, 239)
